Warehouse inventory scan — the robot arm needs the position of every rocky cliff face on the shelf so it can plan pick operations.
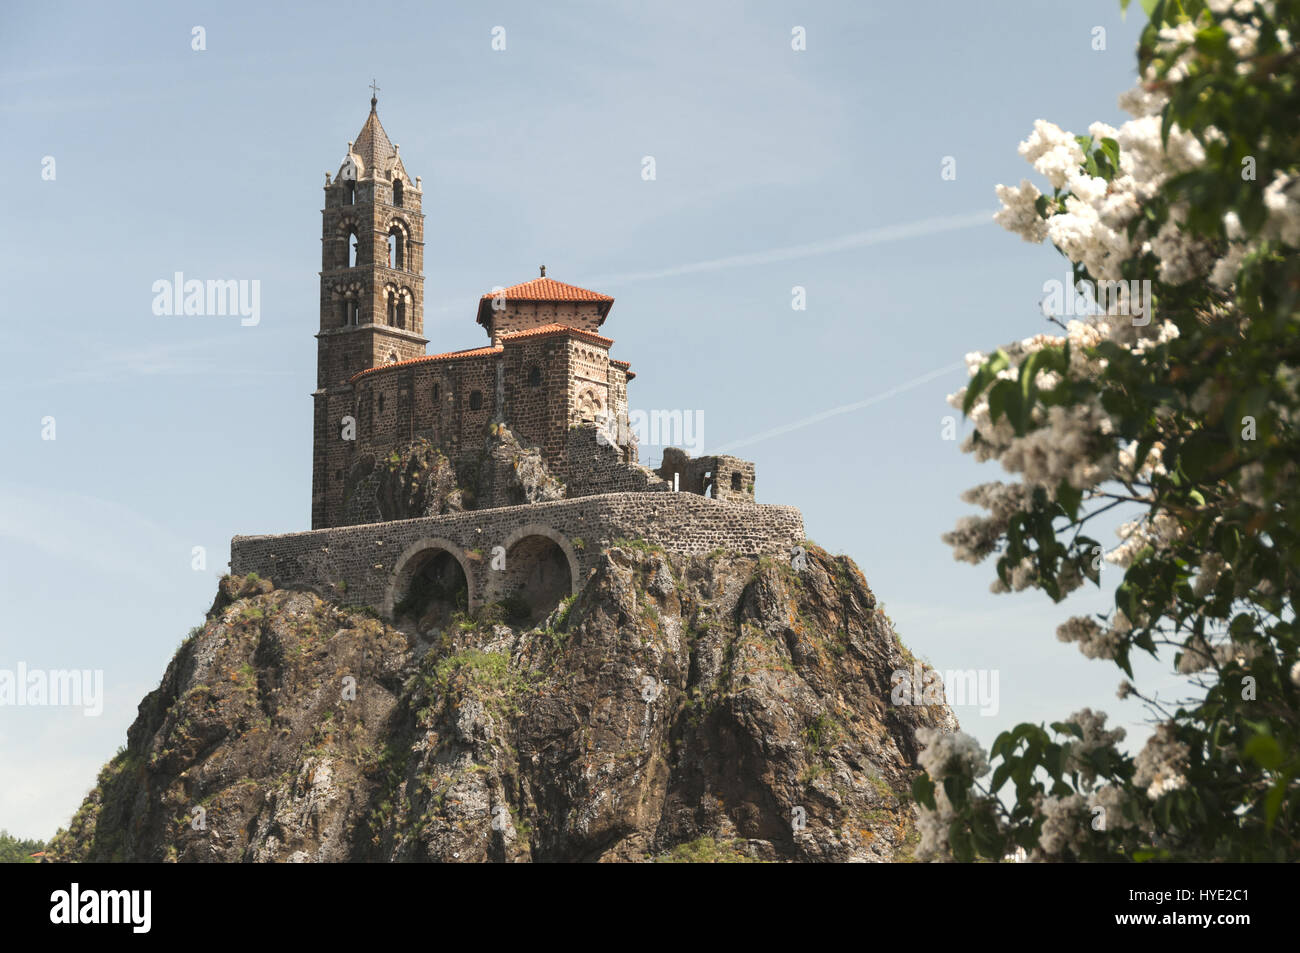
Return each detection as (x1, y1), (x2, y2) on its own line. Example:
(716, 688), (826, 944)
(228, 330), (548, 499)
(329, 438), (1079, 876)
(340, 427), (566, 525)
(49, 544), (953, 863)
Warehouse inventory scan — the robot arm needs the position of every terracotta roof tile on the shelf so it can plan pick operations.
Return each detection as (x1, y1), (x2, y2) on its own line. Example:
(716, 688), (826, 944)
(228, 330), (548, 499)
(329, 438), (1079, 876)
(499, 324), (614, 347)
(480, 277), (612, 303)
(349, 345), (503, 383)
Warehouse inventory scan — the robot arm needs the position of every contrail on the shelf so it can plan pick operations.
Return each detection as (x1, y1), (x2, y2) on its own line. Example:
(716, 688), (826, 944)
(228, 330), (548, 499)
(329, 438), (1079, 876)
(712, 360), (968, 454)
(425, 209), (996, 314)
(583, 210), (995, 287)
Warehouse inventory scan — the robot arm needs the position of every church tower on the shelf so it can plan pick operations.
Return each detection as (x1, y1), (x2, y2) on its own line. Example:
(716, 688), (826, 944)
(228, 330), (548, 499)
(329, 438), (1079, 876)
(312, 90), (427, 528)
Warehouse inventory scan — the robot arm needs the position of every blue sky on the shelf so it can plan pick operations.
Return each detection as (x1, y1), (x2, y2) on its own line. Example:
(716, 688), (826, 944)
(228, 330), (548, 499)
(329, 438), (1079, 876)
(0, 1), (1170, 838)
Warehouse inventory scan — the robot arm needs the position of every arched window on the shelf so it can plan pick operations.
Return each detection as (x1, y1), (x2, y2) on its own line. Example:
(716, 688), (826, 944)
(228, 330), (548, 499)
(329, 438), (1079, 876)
(527, 365), (541, 387)
(469, 390), (483, 411)
(393, 178), (404, 207)
(346, 299), (360, 326)
(388, 226), (404, 269)
(386, 292), (396, 325)
(348, 230), (359, 268)
(396, 292), (407, 330)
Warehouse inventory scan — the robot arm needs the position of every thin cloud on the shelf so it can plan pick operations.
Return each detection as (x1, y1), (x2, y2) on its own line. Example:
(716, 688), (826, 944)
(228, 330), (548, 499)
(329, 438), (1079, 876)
(713, 360), (967, 453)
(584, 210), (996, 287)
(423, 209), (996, 316)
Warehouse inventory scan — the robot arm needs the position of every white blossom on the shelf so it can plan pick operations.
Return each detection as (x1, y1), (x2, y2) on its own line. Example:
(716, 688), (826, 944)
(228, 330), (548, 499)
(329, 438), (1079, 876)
(916, 728), (990, 781)
(994, 179), (1049, 243)
(1133, 724), (1191, 801)
(1018, 120), (1084, 191)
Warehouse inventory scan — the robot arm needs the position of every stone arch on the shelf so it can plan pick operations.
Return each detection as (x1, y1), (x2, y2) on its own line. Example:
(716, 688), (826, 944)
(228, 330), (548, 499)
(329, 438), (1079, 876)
(488, 524), (580, 624)
(575, 386), (604, 422)
(384, 537), (478, 624)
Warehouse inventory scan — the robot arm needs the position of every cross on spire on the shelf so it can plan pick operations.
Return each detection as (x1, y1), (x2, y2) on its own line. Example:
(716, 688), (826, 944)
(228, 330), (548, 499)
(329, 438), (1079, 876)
(369, 78), (380, 109)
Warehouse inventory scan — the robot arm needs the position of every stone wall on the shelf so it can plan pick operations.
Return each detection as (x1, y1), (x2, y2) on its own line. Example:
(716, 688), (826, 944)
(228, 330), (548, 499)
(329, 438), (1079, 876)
(565, 425), (670, 497)
(657, 448), (757, 502)
(232, 491), (804, 619)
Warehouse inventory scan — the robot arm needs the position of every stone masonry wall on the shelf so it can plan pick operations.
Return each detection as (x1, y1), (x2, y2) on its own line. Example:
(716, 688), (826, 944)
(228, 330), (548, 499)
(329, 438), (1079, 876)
(232, 491), (804, 619)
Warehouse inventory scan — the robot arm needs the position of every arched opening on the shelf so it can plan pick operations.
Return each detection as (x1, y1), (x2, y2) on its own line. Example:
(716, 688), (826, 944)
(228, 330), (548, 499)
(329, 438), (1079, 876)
(348, 230), (359, 268)
(396, 291), (408, 329)
(341, 297), (360, 327)
(388, 227), (404, 269)
(392, 548), (470, 632)
(500, 534), (575, 625)
(393, 178), (404, 207)
(385, 290), (396, 325)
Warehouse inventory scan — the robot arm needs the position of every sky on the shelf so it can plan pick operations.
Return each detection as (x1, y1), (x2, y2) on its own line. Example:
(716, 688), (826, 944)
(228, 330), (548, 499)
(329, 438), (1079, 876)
(0, 0), (1176, 839)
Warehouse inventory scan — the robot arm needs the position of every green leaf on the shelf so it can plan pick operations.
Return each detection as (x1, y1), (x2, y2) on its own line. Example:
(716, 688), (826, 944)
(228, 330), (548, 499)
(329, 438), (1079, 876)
(1243, 734), (1282, 771)
(948, 823), (975, 863)
(1264, 774), (1290, 831)
(912, 773), (936, 811)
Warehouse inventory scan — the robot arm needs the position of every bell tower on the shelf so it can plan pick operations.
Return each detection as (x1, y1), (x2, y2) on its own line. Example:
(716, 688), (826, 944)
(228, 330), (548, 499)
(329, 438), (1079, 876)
(312, 89), (428, 527)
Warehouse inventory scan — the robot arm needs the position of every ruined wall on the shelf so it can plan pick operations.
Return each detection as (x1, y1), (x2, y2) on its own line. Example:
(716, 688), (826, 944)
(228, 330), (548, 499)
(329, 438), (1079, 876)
(656, 449), (757, 502)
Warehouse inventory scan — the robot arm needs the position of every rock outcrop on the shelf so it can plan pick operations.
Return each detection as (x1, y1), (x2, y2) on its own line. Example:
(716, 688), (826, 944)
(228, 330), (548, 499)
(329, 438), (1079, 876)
(49, 544), (953, 862)
(341, 438), (464, 525)
(340, 426), (566, 525)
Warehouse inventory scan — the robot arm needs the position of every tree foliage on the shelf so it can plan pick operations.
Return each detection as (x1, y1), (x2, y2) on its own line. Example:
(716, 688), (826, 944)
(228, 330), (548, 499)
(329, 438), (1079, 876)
(924, 0), (1300, 861)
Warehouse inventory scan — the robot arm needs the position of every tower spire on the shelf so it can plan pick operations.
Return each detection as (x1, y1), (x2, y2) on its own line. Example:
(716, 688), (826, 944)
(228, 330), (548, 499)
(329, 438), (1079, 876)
(369, 78), (380, 111)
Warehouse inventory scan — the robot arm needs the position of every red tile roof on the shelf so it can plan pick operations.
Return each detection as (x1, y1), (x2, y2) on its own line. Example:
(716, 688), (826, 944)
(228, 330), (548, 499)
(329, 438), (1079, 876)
(499, 324), (614, 347)
(480, 277), (612, 303)
(477, 276), (614, 327)
(348, 345), (503, 383)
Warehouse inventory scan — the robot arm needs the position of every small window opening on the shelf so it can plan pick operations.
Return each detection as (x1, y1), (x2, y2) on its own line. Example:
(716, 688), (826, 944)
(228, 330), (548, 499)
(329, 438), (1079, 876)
(469, 390), (483, 411)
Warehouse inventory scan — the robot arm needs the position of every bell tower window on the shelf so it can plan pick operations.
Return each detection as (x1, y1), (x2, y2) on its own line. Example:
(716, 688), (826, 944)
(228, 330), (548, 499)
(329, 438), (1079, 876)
(388, 227), (405, 269)
(348, 229), (359, 268)
(393, 178), (404, 207)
